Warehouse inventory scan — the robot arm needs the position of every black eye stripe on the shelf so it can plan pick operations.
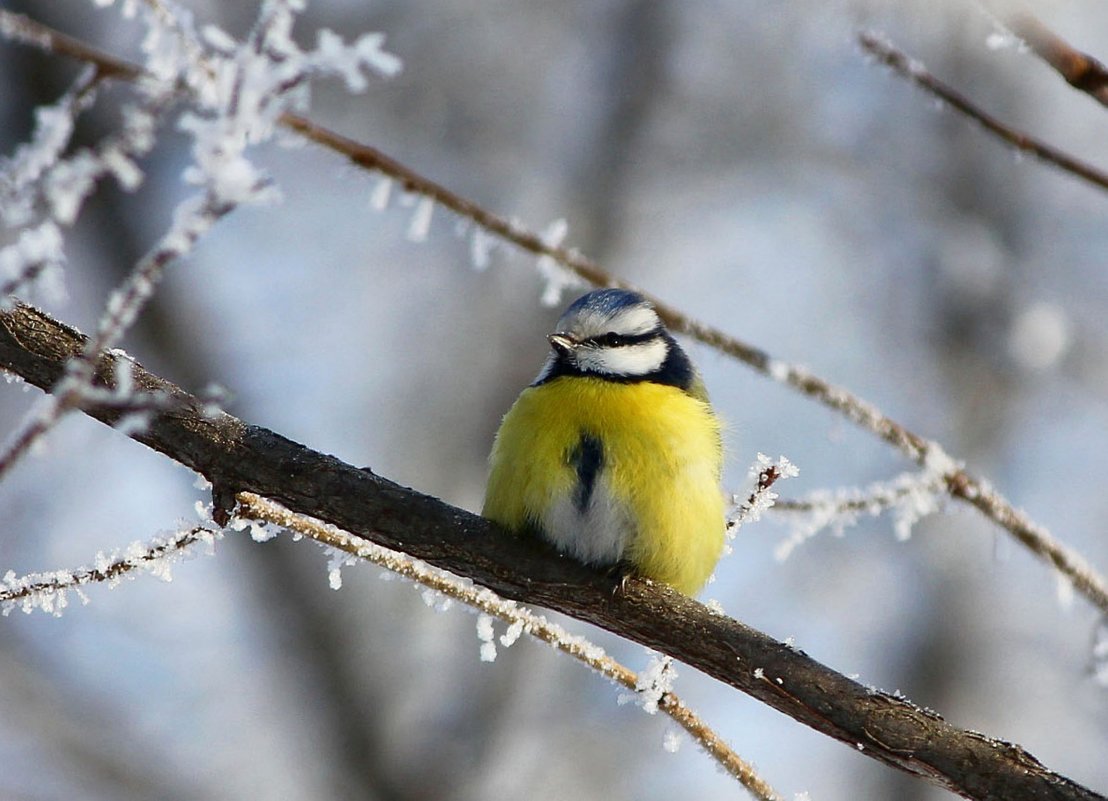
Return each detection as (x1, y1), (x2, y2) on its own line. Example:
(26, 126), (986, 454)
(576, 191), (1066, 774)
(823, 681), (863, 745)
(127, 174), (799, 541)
(585, 327), (662, 347)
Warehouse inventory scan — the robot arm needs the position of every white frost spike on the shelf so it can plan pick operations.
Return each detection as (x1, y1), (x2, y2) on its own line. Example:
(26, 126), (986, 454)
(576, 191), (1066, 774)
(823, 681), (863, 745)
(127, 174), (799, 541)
(353, 32), (403, 78)
(249, 522), (276, 543)
(662, 728), (681, 753)
(201, 24), (238, 54)
(48, 150), (98, 227)
(537, 255), (578, 306)
(766, 358), (792, 383)
(499, 619), (525, 647)
(407, 196), (434, 242)
(100, 147), (144, 191)
(476, 613), (498, 662)
(114, 410), (152, 436)
(470, 227), (494, 271)
(147, 556), (173, 582)
(369, 177), (392, 211)
(534, 218), (582, 306)
(985, 31), (1018, 51)
(1056, 573), (1075, 610)
(540, 217), (568, 248)
(326, 547), (356, 590)
(623, 653), (675, 715)
(316, 29), (370, 92)
(921, 441), (958, 476)
(1092, 621), (1108, 687)
(113, 357), (135, 397)
(0, 221), (65, 285)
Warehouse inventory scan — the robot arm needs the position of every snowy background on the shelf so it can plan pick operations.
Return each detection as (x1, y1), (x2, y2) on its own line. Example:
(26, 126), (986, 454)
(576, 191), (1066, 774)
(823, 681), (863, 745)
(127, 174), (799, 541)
(2, 0), (1107, 799)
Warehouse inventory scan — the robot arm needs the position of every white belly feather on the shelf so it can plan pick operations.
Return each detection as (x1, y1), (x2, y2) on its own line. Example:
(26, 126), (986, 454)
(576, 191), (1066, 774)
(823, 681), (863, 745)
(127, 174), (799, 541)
(540, 474), (634, 567)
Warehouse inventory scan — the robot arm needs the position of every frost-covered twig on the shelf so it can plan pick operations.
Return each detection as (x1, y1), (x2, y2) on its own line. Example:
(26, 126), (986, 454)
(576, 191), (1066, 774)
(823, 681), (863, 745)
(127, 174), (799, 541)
(234, 491), (783, 801)
(858, 29), (1108, 193)
(0, 2), (401, 479)
(5, 12), (1108, 618)
(0, 193), (235, 481)
(0, 10), (140, 81)
(0, 68), (95, 305)
(0, 523), (219, 616)
(727, 454), (799, 538)
(772, 468), (949, 562)
(0, 64), (99, 225)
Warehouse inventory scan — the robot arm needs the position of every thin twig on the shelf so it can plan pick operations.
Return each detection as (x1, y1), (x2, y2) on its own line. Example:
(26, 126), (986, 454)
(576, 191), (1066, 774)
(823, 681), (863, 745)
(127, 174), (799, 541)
(1005, 12), (1108, 108)
(236, 492), (784, 801)
(0, 192), (235, 481)
(3, 12), (1107, 617)
(0, 10), (140, 81)
(858, 29), (1108, 193)
(726, 456), (798, 534)
(0, 524), (217, 614)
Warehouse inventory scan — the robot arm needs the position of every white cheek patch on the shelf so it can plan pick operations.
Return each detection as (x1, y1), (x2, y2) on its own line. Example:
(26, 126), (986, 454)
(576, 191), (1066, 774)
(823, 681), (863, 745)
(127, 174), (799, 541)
(577, 339), (668, 376)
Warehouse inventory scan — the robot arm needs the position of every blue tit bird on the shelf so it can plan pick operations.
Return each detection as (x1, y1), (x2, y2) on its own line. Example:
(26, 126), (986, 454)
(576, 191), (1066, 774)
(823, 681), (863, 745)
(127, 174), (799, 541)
(482, 288), (725, 596)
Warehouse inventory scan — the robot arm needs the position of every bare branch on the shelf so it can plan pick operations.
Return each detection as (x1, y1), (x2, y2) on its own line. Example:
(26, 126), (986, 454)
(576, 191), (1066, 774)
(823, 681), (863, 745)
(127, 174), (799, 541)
(0, 302), (1103, 801)
(858, 29), (1108, 193)
(1006, 12), (1108, 107)
(0, 10), (140, 81)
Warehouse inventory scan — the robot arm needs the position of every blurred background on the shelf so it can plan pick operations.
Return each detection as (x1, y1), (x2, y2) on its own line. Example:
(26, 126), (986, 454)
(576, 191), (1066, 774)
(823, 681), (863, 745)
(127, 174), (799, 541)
(1, 0), (1107, 799)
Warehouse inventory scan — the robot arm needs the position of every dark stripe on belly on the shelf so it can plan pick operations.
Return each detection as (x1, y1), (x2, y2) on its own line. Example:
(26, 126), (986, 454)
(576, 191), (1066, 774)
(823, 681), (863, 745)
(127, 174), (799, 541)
(570, 433), (604, 513)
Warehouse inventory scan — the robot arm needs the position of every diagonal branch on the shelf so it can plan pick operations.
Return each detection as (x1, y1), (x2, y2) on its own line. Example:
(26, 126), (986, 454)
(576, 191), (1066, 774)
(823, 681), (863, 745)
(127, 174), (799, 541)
(1005, 12), (1108, 108)
(4, 10), (1105, 620)
(237, 492), (782, 801)
(1, 524), (217, 615)
(1, 301), (1104, 801)
(858, 29), (1108, 193)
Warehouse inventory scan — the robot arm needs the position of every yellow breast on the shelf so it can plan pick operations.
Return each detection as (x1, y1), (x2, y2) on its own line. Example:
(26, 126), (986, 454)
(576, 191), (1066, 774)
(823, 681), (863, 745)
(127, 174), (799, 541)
(483, 376), (725, 595)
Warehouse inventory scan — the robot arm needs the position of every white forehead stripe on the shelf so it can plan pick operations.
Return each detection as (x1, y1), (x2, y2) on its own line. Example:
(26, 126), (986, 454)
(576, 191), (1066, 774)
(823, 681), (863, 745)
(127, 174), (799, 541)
(559, 301), (659, 338)
(576, 339), (668, 376)
(608, 305), (660, 336)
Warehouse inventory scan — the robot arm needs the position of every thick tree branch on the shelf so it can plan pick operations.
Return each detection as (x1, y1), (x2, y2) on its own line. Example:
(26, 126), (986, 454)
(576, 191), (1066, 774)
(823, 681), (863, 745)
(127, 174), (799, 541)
(0, 302), (1103, 801)
(4, 10), (1106, 620)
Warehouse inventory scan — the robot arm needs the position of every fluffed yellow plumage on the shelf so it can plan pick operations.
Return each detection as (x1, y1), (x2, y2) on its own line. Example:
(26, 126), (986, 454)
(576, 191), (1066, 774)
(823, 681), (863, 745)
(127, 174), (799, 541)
(483, 375), (724, 595)
(482, 288), (726, 596)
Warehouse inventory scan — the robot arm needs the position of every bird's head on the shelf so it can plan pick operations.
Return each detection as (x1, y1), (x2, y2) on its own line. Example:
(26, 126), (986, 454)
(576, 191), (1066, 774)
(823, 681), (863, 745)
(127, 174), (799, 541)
(534, 288), (691, 387)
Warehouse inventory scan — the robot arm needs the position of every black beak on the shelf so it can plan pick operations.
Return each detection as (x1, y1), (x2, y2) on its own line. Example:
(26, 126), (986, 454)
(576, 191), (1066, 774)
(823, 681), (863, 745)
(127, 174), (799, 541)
(548, 333), (577, 357)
